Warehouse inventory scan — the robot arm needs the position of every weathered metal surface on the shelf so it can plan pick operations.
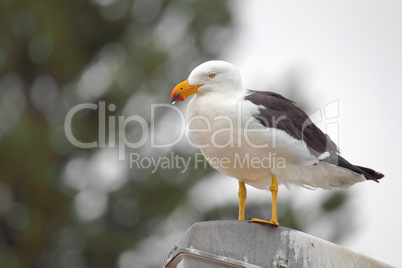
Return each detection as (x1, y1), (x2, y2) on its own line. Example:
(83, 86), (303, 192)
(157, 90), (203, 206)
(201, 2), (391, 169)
(163, 220), (393, 268)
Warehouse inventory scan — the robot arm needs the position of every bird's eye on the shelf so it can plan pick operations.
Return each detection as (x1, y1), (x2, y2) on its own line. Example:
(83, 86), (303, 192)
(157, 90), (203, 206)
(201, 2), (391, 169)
(208, 73), (216, 78)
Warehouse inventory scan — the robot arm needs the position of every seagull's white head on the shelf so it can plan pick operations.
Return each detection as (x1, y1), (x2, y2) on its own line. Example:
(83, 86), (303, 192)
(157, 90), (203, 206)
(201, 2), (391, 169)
(171, 60), (243, 103)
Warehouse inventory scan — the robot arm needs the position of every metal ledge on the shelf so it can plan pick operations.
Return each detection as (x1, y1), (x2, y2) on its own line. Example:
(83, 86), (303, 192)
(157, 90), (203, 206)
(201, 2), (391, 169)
(163, 220), (393, 268)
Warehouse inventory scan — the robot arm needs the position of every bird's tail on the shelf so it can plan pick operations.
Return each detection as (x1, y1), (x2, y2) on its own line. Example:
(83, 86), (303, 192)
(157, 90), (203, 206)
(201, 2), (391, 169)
(321, 153), (384, 182)
(355, 165), (384, 182)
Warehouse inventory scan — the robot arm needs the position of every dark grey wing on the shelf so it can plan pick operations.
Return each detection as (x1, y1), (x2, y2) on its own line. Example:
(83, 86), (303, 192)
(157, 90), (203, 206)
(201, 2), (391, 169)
(244, 90), (339, 157)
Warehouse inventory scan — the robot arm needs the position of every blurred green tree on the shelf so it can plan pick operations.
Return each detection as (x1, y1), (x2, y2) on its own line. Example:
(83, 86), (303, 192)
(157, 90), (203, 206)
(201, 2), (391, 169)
(0, 0), (354, 267)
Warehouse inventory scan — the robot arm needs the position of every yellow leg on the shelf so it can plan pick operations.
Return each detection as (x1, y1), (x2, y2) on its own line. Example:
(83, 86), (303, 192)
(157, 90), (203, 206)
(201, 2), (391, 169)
(238, 181), (247, 221)
(269, 173), (279, 225)
(249, 173), (279, 226)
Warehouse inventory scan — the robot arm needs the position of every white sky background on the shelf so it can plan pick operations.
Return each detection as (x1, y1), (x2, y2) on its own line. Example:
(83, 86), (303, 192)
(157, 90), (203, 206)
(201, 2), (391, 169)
(218, 1), (402, 266)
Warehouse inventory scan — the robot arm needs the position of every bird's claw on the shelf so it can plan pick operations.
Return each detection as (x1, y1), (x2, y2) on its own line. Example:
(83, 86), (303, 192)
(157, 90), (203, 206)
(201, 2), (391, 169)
(249, 218), (279, 226)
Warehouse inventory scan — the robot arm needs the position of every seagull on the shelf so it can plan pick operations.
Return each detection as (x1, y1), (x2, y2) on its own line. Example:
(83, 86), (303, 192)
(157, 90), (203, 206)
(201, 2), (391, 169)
(171, 60), (384, 226)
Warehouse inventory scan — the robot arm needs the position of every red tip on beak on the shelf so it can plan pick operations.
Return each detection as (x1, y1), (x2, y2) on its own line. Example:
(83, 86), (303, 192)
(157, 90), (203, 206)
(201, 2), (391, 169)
(171, 91), (184, 104)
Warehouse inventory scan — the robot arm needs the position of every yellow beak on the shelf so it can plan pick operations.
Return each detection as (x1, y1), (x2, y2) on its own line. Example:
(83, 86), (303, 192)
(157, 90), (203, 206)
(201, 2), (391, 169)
(171, 79), (203, 104)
